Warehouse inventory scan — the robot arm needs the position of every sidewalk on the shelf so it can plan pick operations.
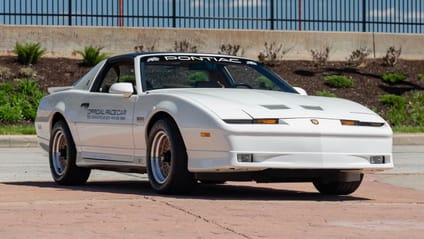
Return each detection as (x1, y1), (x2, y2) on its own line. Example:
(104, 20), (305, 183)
(0, 134), (423, 148)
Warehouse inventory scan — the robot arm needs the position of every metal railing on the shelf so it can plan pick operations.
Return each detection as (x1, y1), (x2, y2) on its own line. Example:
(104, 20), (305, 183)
(1, 0), (423, 33)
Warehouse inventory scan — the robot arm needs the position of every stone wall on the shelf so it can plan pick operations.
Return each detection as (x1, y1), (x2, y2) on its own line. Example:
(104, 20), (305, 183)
(1, 25), (423, 60)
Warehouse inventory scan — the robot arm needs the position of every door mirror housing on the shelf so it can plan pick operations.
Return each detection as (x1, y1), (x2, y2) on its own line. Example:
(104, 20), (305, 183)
(293, 87), (308, 96)
(109, 82), (134, 97)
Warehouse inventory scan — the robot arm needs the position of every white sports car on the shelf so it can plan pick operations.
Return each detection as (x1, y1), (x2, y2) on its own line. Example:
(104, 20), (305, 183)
(35, 53), (393, 195)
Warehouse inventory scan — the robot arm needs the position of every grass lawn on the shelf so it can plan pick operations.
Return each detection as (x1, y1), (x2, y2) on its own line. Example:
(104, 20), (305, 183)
(0, 124), (36, 135)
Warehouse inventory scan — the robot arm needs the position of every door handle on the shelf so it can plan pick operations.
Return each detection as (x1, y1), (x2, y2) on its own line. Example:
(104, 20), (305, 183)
(80, 102), (90, 108)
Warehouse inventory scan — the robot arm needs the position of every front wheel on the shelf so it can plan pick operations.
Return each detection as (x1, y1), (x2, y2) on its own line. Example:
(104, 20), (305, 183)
(313, 174), (364, 195)
(147, 119), (194, 194)
(49, 120), (90, 185)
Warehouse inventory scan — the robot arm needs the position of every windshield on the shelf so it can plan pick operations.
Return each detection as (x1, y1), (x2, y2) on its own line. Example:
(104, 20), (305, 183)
(140, 55), (297, 93)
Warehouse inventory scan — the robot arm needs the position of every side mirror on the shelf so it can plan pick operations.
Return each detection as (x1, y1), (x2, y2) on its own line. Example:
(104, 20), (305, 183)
(293, 87), (308, 96)
(109, 82), (134, 97)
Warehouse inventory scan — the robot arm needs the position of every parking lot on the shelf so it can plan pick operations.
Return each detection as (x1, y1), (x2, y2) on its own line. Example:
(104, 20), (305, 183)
(0, 146), (423, 239)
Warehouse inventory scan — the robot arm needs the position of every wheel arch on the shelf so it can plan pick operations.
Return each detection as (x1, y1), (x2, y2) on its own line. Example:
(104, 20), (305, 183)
(146, 111), (181, 142)
(51, 112), (67, 131)
(50, 112), (77, 145)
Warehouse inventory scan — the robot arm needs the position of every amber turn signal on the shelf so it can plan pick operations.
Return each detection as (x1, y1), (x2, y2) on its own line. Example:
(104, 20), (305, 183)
(340, 120), (357, 126)
(200, 132), (211, 137)
(253, 119), (279, 124)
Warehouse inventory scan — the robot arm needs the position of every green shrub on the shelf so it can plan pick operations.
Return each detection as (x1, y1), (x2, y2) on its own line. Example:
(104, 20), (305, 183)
(14, 42), (46, 65)
(16, 96), (37, 121)
(0, 80), (44, 123)
(382, 72), (408, 84)
(0, 91), (6, 105)
(16, 80), (44, 121)
(379, 94), (407, 127)
(316, 90), (336, 97)
(324, 75), (353, 88)
(0, 82), (14, 93)
(408, 91), (424, 126)
(0, 103), (23, 124)
(17, 80), (43, 98)
(417, 73), (424, 81)
(76, 46), (108, 67)
(380, 92), (424, 128)
(380, 94), (408, 107)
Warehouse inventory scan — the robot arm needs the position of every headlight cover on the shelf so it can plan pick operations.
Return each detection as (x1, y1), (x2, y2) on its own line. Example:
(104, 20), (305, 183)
(340, 119), (385, 127)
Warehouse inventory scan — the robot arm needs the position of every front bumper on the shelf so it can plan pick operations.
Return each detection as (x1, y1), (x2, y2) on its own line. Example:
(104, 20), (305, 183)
(186, 118), (393, 173)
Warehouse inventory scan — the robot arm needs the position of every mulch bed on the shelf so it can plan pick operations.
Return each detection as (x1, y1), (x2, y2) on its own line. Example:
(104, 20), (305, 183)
(271, 60), (424, 113)
(0, 56), (91, 92)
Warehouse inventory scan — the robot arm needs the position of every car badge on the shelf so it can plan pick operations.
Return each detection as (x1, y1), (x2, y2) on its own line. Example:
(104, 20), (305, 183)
(311, 119), (319, 125)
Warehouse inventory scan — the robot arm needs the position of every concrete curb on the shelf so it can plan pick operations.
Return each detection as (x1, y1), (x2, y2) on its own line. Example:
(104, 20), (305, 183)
(0, 134), (424, 148)
(393, 133), (424, 146)
(0, 135), (39, 148)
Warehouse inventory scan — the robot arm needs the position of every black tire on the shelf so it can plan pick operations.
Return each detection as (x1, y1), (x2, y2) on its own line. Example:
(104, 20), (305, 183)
(147, 119), (194, 194)
(49, 120), (90, 185)
(313, 174), (364, 195)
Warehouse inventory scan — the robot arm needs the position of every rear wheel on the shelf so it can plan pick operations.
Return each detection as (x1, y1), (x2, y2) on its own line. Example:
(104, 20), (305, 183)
(49, 120), (90, 185)
(147, 119), (194, 194)
(313, 174), (364, 195)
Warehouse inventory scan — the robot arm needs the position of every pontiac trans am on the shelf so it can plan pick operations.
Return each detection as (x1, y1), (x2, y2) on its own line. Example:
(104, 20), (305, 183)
(35, 53), (393, 195)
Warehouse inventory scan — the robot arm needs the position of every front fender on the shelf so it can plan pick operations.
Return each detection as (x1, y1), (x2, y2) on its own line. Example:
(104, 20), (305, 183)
(143, 95), (230, 152)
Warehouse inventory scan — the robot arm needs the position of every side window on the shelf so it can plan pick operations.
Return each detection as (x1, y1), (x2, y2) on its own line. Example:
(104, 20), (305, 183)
(99, 67), (118, 93)
(94, 61), (136, 93)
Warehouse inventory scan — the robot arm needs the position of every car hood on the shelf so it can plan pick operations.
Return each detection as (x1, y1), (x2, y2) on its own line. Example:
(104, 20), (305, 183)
(151, 88), (385, 122)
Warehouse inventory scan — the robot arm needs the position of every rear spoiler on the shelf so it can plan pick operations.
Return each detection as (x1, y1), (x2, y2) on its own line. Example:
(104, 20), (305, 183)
(47, 86), (72, 94)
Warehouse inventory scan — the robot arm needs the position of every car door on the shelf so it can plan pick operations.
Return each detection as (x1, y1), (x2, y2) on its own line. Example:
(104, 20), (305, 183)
(75, 58), (137, 163)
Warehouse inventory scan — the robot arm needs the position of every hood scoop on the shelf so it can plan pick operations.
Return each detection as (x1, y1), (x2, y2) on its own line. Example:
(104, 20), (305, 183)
(261, 105), (290, 110)
(301, 105), (323, 111)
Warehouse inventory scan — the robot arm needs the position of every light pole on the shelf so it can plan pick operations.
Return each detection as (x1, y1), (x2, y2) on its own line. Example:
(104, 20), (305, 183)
(119, 0), (123, 27)
(299, 0), (302, 31)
